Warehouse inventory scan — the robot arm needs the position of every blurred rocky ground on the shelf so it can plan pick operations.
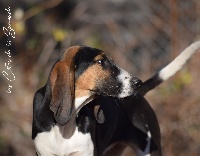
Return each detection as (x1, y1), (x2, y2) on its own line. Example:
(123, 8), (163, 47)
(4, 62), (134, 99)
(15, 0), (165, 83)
(0, 0), (200, 155)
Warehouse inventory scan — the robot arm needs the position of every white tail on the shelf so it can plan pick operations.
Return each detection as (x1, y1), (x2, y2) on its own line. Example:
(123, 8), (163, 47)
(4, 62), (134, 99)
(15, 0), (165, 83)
(138, 41), (200, 96)
(159, 41), (200, 81)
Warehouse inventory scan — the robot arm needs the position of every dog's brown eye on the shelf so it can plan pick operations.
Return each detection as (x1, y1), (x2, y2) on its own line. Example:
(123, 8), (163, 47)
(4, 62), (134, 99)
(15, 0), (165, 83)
(95, 59), (104, 65)
(96, 60), (102, 64)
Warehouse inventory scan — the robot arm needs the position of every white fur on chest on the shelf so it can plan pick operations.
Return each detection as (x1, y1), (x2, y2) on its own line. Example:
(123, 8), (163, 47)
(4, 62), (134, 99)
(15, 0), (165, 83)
(34, 125), (94, 156)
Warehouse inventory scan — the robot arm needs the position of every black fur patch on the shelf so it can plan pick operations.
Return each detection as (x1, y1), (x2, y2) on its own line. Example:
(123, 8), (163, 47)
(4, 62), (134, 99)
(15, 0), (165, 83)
(74, 46), (102, 78)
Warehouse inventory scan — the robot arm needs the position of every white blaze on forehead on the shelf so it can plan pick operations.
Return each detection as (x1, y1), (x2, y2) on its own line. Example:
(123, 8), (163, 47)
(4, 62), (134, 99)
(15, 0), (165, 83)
(117, 68), (133, 98)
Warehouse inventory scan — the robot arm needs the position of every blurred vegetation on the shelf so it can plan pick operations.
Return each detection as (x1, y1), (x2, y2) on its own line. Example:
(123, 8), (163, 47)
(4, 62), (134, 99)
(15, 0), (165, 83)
(0, 0), (200, 155)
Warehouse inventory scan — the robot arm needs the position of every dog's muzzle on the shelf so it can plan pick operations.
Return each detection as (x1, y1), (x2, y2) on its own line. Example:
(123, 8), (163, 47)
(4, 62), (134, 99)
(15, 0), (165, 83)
(117, 73), (143, 98)
(97, 67), (143, 98)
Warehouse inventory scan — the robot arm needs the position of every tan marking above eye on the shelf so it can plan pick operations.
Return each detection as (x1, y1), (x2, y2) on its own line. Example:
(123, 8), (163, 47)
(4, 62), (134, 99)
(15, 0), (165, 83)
(94, 53), (105, 62)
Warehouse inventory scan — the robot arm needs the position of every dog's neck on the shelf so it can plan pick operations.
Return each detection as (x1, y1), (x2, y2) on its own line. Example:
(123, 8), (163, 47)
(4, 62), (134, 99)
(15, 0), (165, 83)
(59, 90), (95, 139)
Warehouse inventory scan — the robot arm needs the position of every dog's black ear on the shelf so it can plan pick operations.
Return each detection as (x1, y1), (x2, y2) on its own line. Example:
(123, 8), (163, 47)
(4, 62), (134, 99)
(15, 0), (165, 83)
(48, 46), (80, 125)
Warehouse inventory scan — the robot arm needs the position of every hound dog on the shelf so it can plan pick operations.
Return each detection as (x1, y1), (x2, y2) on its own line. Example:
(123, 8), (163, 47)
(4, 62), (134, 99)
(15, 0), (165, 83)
(32, 41), (200, 156)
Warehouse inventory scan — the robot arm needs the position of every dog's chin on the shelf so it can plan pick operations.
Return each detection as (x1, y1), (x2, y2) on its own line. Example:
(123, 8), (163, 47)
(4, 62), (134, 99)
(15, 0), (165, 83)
(94, 86), (139, 99)
(121, 92), (139, 100)
(99, 91), (137, 99)
(96, 91), (118, 98)
(116, 88), (137, 98)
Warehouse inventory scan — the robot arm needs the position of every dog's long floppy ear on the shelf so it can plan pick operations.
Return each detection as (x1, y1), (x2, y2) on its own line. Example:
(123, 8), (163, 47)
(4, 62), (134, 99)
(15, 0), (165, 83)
(48, 46), (79, 126)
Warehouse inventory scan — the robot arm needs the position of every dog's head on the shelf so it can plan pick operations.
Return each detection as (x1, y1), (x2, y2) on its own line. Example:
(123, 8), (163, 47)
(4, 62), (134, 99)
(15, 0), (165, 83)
(46, 46), (142, 125)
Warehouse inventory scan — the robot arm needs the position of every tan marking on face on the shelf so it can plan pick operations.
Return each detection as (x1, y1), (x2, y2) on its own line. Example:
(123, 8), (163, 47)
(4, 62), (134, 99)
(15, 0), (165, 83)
(75, 90), (91, 98)
(94, 53), (105, 61)
(75, 64), (110, 96)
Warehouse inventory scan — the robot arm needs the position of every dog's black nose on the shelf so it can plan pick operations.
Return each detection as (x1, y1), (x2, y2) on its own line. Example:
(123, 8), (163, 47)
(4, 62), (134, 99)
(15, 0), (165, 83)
(132, 79), (143, 88)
